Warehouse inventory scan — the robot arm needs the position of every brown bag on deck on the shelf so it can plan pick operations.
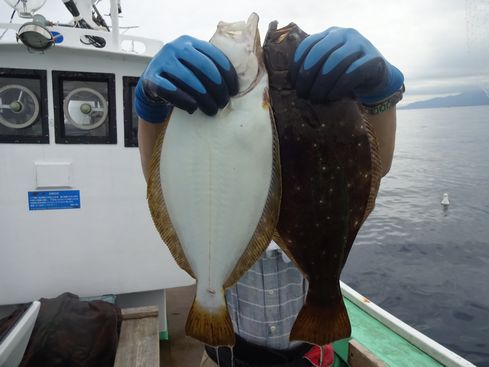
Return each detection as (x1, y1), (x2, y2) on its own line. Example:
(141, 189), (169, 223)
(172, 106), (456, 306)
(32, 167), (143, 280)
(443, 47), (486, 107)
(20, 292), (122, 367)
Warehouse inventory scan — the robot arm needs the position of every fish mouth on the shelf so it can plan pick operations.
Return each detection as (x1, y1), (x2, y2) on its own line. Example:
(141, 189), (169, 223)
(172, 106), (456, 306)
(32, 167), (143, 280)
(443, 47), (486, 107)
(267, 21), (300, 43)
(211, 13), (264, 97)
(216, 13), (260, 51)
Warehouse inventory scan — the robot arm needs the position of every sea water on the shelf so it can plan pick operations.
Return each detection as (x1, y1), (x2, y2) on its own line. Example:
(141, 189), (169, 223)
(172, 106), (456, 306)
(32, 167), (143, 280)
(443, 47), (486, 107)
(341, 105), (489, 366)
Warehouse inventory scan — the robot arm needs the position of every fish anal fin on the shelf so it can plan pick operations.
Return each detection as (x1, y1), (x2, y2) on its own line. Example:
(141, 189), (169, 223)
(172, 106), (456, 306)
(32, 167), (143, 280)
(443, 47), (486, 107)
(185, 299), (235, 347)
(290, 299), (351, 345)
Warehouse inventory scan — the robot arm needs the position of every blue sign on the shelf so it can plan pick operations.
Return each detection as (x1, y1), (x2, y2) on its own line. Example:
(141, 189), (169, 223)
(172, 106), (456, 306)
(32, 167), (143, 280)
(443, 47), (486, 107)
(28, 190), (81, 211)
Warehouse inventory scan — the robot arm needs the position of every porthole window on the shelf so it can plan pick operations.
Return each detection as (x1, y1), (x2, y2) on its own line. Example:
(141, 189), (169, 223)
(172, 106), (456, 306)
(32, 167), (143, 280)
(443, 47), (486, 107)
(52, 71), (116, 144)
(123, 76), (138, 147)
(0, 68), (48, 144)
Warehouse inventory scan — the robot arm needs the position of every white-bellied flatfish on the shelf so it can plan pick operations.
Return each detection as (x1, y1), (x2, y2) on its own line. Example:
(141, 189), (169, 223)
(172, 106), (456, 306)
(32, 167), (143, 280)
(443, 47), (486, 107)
(263, 21), (382, 345)
(147, 13), (281, 347)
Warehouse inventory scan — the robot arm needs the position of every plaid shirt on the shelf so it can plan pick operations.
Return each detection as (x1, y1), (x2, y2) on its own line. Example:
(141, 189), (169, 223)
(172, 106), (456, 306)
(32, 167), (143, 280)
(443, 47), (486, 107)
(225, 243), (308, 350)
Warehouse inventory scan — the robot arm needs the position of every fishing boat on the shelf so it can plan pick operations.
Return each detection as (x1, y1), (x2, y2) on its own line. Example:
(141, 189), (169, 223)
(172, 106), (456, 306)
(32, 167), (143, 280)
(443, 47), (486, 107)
(0, 0), (193, 343)
(0, 1), (477, 366)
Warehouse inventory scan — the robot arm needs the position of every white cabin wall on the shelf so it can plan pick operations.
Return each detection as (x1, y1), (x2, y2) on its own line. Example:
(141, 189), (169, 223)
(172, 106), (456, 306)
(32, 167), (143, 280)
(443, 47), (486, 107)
(0, 45), (193, 307)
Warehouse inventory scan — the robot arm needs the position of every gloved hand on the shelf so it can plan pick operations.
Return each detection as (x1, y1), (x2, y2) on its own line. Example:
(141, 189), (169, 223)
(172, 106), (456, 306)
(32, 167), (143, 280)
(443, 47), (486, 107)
(134, 35), (239, 121)
(289, 27), (404, 105)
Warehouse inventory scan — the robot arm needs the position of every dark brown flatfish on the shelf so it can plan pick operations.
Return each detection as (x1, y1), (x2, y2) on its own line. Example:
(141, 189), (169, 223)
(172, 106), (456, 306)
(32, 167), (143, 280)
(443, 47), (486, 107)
(263, 21), (382, 345)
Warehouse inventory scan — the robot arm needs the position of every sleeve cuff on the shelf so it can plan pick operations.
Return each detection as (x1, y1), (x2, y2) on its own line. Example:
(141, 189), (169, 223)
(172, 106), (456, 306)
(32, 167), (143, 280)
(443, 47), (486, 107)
(134, 79), (172, 123)
(134, 95), (172, 123)
(362, 84), (405, 115)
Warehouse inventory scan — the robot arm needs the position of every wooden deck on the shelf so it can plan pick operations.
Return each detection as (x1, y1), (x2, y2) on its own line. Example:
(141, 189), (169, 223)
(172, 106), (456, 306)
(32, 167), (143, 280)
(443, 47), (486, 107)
(113, 285), (203, 367)
(114, 306), (160, 367)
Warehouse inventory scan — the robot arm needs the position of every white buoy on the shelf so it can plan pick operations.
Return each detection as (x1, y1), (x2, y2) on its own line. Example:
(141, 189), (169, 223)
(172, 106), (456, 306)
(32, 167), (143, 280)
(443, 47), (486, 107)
(441, 193), (450, 206)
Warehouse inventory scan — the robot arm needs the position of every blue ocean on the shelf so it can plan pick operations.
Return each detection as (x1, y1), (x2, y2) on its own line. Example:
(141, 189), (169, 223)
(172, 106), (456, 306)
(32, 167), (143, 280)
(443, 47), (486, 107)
(341, 105), (489, 366)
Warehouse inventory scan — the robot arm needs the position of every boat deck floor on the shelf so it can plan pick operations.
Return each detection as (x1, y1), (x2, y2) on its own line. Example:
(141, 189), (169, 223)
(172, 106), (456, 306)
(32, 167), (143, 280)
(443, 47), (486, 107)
(160, 285), (203, 367)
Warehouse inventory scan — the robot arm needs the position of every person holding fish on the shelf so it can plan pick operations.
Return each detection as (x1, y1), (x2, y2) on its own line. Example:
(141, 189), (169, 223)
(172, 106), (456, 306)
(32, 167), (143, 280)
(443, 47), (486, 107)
(136, 20), (403, 367)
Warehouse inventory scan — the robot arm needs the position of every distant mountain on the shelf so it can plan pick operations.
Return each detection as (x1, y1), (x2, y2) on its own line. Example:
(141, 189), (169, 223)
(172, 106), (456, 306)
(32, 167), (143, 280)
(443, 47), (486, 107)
(399, 89), (489, 110)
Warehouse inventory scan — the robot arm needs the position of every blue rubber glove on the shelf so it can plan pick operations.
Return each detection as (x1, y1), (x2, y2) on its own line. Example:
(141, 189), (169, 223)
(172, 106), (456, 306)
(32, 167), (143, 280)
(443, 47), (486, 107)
(134, 35), (239, 121)
(289, 27), (404, 105)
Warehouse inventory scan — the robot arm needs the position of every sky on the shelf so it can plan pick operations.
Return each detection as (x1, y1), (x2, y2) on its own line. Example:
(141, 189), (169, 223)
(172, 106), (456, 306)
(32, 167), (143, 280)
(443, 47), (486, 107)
(1, 0), (489, 105)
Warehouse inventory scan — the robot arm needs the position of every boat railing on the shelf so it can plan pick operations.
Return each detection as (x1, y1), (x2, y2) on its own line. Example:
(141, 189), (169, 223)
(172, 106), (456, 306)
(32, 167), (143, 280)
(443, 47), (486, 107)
(340, 281), (476, 367)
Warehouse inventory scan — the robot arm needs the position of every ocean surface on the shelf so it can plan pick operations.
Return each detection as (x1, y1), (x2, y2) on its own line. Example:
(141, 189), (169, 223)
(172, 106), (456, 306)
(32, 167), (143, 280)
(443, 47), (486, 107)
(341, 105), (489, 366)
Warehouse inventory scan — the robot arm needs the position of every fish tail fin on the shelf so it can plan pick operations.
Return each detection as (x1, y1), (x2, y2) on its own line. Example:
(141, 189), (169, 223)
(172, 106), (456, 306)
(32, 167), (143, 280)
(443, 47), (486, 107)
(185, 291), (235, 347)
(290, 299), (351, 345)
